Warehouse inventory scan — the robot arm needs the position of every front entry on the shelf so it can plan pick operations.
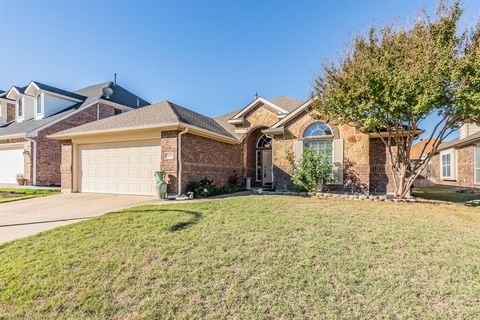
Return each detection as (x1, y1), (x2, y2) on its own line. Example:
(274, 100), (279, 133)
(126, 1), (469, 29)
(262, 149), (273, 186)
(256, 134), (273, 187)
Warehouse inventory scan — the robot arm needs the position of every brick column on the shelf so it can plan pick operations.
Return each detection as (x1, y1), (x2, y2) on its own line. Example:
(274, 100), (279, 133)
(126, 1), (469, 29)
(60, 140), (73, 193)
(160, 131), (178, 193)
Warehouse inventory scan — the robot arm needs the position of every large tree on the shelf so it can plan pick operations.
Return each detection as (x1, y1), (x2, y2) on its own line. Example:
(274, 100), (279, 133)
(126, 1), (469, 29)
(312, 1), (480, 198)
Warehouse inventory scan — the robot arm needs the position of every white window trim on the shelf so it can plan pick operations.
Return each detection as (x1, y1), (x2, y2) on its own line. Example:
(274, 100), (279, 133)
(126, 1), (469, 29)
(440, 149), (456, 180)
(17, 97), (24, 122)
(34, 92), (45, 120)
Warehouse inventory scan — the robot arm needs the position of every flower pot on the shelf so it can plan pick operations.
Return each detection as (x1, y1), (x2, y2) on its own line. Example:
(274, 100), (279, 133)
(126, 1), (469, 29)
(16, 179), (26, 186)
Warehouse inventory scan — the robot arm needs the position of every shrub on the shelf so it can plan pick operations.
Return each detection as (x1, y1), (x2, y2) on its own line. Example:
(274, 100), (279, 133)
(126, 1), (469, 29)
(186, 178), (215, 198)
(186, 175), (243, 198)
(288, 148), (333, 192)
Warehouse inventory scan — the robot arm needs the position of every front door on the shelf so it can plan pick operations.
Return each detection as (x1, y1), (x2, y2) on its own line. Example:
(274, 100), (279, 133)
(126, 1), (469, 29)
(262, 149), (273, 186)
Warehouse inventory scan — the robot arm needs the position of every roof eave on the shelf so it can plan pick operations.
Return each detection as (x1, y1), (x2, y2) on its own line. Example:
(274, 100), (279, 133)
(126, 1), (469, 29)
(368, 129), (425, 138)
(262, 127), (284, 135)
(437, 135), (480, 152)
(227, 118), (244, 125)
(0, 133), (27, 140)
(49, 122), (240, 145)
(270, 96), (317, 129)
(230, 97), (288, 121)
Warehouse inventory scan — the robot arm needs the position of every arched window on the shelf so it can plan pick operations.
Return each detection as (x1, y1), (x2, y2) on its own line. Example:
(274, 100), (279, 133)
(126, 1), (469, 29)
(303, 122), (333, 164)
(257, 135), (272, 149)
(303, 122), (332, 137)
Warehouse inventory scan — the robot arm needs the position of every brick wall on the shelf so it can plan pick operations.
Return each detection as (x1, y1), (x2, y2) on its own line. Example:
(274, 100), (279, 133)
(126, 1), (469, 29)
(430, 144), (478, 189)
(6, 103), (15, 122)
(181, 133), (242, 193)
(36, 103), (116, 186)
(160, 130), (179, 193)
(369, 138), (396, 194)
(60, 140), (73, 193)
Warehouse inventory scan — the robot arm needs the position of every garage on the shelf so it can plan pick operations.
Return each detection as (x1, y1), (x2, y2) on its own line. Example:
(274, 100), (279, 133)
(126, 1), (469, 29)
(0, 146), (25, 184)
(78, 140), (161, 195)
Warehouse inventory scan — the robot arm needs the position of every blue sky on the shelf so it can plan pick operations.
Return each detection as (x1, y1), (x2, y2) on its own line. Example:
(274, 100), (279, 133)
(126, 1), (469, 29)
(1, 0), (480, 138)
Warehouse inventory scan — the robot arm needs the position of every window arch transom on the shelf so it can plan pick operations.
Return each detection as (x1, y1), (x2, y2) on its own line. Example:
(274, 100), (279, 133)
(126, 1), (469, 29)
(257, 135), (272, 149)
(303, 122), (333, 137)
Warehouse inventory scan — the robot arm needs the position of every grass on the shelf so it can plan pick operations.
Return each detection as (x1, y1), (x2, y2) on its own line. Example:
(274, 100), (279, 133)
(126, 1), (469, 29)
(0, 188), (60, 203)
(413, 186), (480, 206)
(1, 196), (480, 319)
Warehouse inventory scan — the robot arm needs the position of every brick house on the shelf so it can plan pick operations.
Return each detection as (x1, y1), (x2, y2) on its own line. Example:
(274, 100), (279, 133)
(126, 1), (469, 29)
(0, 81), (148, 185)
(51, 96), (398, 196)
(429, 123), (480, 190)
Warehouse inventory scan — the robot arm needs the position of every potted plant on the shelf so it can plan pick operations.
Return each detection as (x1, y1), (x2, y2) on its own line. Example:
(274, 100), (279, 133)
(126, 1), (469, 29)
(16, 174), (26, 186)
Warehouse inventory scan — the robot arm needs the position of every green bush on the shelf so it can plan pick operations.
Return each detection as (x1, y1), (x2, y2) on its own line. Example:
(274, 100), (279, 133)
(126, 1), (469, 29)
(288, 148), (332, 192)
(186, 175), (243, 198)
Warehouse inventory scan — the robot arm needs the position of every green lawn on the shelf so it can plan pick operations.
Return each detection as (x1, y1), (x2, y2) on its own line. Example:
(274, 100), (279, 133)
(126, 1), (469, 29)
(413, 186), (480, 206)
(2, 196), (480, 319)
(0, 188), (60, 203)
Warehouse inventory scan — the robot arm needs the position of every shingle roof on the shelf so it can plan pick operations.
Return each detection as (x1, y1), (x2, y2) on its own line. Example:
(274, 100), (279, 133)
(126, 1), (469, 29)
(410, 138), (437, 160)
(0, 90), (13, 101)
(0, 106), (80, 137)
(74, 82), (149, 109)
(214, 109), (243, 139)
(438, 132), (480, 151)
(51, 101), (236, 139)
(269, 96), (304, 112)
(32, 81), (86, 101)
(0, 81), (149, 138)
(12, 86), (26, 94)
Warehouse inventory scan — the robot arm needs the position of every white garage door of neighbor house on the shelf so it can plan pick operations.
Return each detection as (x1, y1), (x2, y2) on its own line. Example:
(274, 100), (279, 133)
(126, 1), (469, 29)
(0, 146), (24, 184)
(78, 140), (162, 196)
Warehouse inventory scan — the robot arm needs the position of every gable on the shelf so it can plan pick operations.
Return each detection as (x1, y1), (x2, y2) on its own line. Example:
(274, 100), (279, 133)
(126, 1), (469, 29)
(233, 102), (281, 134)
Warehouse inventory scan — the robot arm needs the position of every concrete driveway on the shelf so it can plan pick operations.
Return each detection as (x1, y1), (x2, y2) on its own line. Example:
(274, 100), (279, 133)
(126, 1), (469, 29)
(0, 193), (156, 244)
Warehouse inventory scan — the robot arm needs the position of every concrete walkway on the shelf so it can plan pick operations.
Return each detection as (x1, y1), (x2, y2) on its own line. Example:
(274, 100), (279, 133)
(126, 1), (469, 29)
(0, 193), (156, 244)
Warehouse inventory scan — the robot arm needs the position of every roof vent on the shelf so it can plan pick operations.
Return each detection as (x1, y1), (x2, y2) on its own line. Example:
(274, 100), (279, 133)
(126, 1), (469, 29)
(102, 87), (114, 99)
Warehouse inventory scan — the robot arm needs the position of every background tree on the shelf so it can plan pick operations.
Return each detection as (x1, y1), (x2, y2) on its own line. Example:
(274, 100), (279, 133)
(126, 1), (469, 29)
(312, 1), (480, 198)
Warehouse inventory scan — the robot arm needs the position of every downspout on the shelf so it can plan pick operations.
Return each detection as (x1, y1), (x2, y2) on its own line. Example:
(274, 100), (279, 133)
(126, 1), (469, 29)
(29, 138), (37, 186)
(175, 127), (189, 198)
(96, 103), (100, 120)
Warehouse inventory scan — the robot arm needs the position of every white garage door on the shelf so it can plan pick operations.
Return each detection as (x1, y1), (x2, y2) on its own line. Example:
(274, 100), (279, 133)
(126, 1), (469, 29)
(78, 140), (161, 195)
(0, 146), (24, 184)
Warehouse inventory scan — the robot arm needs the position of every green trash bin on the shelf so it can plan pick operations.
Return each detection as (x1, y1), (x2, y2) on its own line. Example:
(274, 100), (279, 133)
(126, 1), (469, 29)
(154, 171), (168, 200)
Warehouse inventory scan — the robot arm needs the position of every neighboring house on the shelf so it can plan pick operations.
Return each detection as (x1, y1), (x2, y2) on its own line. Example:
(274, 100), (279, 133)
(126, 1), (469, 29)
(429, 123), (480, 190)
(51, 95), (401, 196)
(411, 138), (437, 164)
(0, 81), (148, 185)
(410, 138), (437, 187)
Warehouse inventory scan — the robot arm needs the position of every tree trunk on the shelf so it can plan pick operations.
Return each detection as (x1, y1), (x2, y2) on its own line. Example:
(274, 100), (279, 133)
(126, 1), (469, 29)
(394, 164), (411, 198)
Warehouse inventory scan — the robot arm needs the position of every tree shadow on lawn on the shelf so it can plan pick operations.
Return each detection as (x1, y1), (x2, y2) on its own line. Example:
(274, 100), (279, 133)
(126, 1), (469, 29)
(465, 200), (480, 208)
(413, 187), (480, 207)
(120, 208), (204, 232)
